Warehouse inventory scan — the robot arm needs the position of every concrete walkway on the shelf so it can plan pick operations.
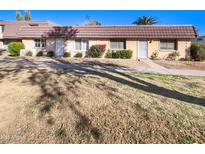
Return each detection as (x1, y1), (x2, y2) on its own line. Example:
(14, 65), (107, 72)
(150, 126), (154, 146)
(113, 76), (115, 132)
(0, 57), (205, 77)
(140, 59), (205, 77)
(29, 58), (205, 77)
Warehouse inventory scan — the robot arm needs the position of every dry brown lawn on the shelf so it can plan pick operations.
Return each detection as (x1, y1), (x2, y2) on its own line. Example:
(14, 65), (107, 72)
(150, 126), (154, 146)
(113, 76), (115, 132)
(0, 57), (205, 143)
(154, 60), (205, 70)
(57, 57), (149, 68)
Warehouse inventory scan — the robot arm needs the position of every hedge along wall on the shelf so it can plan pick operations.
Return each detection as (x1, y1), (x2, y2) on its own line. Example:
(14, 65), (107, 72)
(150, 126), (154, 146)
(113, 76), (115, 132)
(105, 49), (133, 59)
(191, 43), (205, 61)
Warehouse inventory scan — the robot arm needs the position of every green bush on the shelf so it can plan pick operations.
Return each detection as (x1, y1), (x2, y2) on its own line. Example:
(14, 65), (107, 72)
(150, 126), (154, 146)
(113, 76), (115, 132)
(105, 49), (113, 58)
(87, 45), (103, 58)
(36, 51), (43, 56)
(8, 42), (25, 56)
(47, 51), (54, 57)
(179, 56), (192, 61)
(150, 51), (159, 60)
(26, 51), (33, 56)
(112, 50), (121, 58)
(191, 43), (205, 61)
(167, 51), (180, 61)
(105, 49), (132, 59)
(119, 50), (132, 59)
(63, 52), (71, 57)
(74, 52), (83, 58)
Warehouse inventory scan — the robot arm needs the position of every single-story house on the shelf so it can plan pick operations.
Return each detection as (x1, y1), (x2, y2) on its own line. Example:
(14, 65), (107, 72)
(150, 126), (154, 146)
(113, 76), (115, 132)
(0, 20), (197, 59)
(192, 35), (205, 44)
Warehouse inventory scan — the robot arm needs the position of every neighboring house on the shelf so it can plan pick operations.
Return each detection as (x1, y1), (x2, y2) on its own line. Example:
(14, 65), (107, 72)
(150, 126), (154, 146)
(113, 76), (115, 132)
(192, 35), (205, 44)
(0, 21), (197, 59)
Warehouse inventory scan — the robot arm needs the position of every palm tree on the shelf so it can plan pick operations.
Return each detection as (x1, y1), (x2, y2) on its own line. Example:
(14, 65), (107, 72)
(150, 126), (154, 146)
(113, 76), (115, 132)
(84, 15), (102, 26)
(16, 11), (23, 21)
(25, 11), (31, 21)
(132, 16), (158, 25)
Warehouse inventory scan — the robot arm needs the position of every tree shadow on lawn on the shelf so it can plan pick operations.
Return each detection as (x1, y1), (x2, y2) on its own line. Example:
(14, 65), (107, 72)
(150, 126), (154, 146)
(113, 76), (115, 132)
(63, 62), (205, 106)
(71, 64), (205, 107)
(0, 61), (103, 143)
(1, 57), (204, 107)
(0, 57), (205, 143)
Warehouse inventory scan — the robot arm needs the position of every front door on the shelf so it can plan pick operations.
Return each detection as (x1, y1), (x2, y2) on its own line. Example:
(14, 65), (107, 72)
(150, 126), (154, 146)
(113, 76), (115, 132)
(138, 41), (148, 59)
(55, 38), (64, 56)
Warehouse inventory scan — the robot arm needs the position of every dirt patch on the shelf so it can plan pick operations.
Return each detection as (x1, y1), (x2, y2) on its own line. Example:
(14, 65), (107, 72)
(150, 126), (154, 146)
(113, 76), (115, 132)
(154, 60), (205, 70)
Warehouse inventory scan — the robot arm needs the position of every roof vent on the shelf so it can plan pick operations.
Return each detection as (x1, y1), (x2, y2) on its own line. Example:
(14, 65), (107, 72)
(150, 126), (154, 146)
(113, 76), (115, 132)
(29, 24), (39, 26)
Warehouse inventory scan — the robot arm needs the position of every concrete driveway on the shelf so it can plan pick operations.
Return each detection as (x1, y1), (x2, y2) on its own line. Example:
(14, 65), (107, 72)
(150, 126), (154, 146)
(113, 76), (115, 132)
(0, 57), (205, 77)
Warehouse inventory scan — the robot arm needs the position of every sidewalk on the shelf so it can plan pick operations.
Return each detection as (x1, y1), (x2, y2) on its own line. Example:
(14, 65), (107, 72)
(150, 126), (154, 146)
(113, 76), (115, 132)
(139, 59), (205, 77)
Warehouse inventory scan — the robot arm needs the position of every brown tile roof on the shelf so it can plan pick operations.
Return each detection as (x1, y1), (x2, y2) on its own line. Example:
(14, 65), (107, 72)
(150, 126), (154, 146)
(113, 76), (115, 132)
(71, 25), (197, 39)
(2, 23), (197, 39)
(2, 21), (58, 39)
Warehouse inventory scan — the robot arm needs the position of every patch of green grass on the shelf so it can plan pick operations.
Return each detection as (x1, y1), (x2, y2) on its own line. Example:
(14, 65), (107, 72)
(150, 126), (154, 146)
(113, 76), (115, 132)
(131, 73), (188, 81)
(26, 101), (39, 113)
(186, 82), (201, 89)
(40, 99), (55, 112)
(178, 135), (202, 144)
(27, 98), (58, 113)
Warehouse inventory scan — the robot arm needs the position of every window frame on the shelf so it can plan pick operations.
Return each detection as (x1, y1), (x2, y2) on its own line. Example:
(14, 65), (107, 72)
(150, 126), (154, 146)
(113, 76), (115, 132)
(110, 39), (126, 50)
(34, 38), (46, 48)
(0, 25), (4, 33)
(159, 39), (177, 51)
(74, 39), (88, 51)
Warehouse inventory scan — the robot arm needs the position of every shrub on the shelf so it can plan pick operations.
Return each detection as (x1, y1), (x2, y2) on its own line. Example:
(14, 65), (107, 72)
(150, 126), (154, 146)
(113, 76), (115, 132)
(191, 43), (205, 61)
(179, 56), (192, 61)
(47, 51), (54, 57)
(8, 42), (25, 56)
(74, 52), (83, 58)
(150, 51), (159, 60)
(112, 50), (122, 58)
(87, 45), (104, 58)
(105, 49), (113, 58)
(36, 51), (43, 56)
(167, 51), (180, 61)
(119, 50), (132, 59)
(63, 52), (71, 57)
(105, 49), (132, 59)
(26, 51), (33, 56)
(95, 44), (106, 52)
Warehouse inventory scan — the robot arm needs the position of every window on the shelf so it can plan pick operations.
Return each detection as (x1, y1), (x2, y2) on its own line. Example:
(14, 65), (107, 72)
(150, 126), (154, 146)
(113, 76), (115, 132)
(160, 40), (177, 50)
(110, 39), (126, 49)
(35, 39), (46, 48)
(75, 39), (88, 51)
(197, 38), (203, 41)
(0, 25), (4, 33)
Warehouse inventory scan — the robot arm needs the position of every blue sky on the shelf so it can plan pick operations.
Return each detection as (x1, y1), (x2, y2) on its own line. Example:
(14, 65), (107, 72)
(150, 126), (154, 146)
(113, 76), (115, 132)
(0, 10), (204, 34)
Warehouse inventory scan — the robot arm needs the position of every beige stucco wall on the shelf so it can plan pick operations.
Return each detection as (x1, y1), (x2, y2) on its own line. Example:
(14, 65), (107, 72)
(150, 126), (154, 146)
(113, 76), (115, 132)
(22, 38), (55, 53)
(64, 39), (191, 59)
(0, 41), (3, 48)
(22, 39), (35, 51)
(126, 39), (191, 60)
(64, 39), (110, 57)
(148, 39), (191, 59)
(21, 38), (191, 59)
(89, 39), (110, 51)
(126, 39), (137, 60)
(64, 39), (75, 56)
